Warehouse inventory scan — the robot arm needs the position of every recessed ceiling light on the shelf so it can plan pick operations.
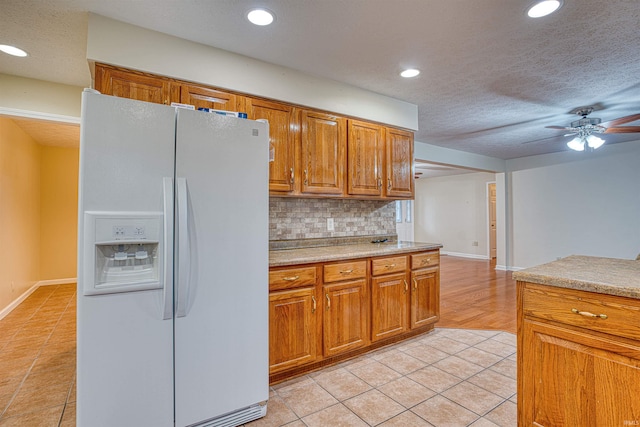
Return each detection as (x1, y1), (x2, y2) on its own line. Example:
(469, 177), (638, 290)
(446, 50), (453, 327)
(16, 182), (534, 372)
(247, 9), (275, 26)
(0, 44), (28, 57)
(400, 69), (420, 78)
(527, 0), (562, 18)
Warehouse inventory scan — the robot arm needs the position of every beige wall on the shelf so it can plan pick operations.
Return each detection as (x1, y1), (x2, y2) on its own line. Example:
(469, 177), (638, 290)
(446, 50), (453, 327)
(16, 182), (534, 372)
(40, 146), (79, 280)
(87, 14), (418, 130)
(0, 117), (42, 310)
(0, 73), (83, 120)
(0, 118), (79, 312)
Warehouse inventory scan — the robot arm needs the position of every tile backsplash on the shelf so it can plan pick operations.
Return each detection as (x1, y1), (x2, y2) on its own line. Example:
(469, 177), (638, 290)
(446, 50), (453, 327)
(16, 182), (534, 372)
(270, 198), (397, 241)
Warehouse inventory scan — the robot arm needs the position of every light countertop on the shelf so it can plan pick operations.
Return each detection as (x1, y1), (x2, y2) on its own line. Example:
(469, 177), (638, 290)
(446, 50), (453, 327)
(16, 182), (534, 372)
(512, 255), (640, 300)
(269, 241), (442, 267)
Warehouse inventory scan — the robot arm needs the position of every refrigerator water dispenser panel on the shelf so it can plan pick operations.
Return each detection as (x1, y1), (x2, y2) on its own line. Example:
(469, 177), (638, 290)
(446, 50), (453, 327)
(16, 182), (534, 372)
(83, 211), (164, 295)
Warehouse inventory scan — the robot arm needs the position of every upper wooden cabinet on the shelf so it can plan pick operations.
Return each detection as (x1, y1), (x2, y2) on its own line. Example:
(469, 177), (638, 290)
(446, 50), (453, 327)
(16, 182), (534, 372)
(94, 64), (414, 199)
(300, 110), (346, 195)
(246, 98), (297, 193)
(95, 66), (179, 105)
(386, 128), (414, 198)
(179, 84), (245, 113)
(347, 120), (385, 197)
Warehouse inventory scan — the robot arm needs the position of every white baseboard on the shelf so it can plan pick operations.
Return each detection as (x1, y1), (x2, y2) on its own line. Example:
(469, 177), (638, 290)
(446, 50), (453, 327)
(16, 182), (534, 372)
(495, 265), (525, 272)
(0, 278), (77, 320)
(441, 251), (489, 260)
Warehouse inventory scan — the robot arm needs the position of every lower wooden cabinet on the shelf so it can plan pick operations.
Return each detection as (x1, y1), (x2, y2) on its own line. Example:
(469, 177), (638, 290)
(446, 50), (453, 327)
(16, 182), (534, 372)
(518, 282), (640, 425)
(323, 279), (369, 357)
(411, 266), (439, 328)
(268, 287), (318, 374)
(371, 272), (409, 342)
(269, 249), (440, 382)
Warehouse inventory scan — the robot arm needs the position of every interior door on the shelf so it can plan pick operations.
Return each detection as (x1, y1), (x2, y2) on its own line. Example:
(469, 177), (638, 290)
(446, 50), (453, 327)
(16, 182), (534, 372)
(173, 109), (269, 426)
(488, 183), (497, 259)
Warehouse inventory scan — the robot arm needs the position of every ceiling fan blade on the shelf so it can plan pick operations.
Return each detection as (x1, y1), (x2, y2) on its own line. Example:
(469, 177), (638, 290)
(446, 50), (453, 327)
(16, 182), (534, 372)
(545, 125), (571, 130)
(601, 113), (640, 127)
(604, 126), (640, 134)
(564, 132), (577, 137)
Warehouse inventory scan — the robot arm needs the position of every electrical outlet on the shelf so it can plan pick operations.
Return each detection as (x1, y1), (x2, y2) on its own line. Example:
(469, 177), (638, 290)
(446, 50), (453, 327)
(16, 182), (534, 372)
(472, 241), (479, 246)
(327, 218), (335, 231)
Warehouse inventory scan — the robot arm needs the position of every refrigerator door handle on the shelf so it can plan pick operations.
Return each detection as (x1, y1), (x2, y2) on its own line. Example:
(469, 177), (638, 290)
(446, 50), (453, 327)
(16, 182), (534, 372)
(176, 177), (190, 318)
(162, 177), (174, 320)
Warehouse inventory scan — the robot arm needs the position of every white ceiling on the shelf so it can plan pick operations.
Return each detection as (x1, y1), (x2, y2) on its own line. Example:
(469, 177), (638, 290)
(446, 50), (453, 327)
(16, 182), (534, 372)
(1, 0), (639, 160)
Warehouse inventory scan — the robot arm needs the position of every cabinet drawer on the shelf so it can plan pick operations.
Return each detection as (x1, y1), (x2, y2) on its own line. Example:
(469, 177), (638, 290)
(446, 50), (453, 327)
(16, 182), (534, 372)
(269, 267), (317, 291)
(522, 284), (640, 341)
(411, 251), (440, 270)
(324, 261), (367, 283)
(372, 256), (407, 276)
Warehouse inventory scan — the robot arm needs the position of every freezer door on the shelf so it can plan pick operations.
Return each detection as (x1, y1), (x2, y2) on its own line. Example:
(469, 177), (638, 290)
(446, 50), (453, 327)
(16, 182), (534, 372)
(77, 92), (175, 427)
(174, 110), (269, 426)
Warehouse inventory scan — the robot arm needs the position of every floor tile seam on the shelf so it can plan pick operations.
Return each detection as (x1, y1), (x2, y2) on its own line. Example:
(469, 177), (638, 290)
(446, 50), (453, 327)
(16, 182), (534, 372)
(0, 361), (35, 420)
(57, 399), (72, 427)
(469, 358), (515, 394)
(2, 401), (66, 420)
(435, 377), (511, 418)
(307, 372), (373, 404)
(463, 367), (516, 399)
(318, 401), (371, 427)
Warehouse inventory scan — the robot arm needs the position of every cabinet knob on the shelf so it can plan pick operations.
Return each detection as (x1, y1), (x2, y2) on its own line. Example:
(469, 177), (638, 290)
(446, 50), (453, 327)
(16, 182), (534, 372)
(325, 294), (331, 310)
(403, 279), (408, 293)
(311, 296), (316, 313)
(339, 269), (354, 275)
(413, 278), (418, 290)
(290, 168), (294, 185)
(387, 177), (392, 190)
(282, 275), (299, 281)
(385, 264), (396, 269)
(303, 169), (308, 186)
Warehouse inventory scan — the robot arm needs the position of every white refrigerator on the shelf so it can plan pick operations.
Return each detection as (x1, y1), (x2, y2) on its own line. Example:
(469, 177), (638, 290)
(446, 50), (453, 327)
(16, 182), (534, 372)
(77, 90), (269, 427)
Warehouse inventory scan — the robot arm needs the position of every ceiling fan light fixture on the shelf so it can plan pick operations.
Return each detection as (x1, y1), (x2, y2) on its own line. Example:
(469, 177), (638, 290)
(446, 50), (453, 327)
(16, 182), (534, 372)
(527, 0), (562, 18)
(587, 135), (605, 149)
(567, 137), (585, 151)
(247, 8), (275, 26)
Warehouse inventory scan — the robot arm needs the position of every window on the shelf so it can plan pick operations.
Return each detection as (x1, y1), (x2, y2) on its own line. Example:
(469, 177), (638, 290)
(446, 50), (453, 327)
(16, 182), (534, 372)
(395, 201), (402, 223)
(405, 200), (412, 223)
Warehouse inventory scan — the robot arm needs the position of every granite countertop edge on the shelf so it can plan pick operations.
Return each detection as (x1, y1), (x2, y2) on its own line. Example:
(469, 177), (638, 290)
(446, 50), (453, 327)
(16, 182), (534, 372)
(269, 241), (443, 267)
(512, 255), (640, 300)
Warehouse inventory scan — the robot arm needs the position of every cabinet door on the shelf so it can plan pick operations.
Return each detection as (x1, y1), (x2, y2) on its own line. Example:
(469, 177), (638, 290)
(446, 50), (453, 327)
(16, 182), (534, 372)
(347, 120), (384, 197)
(410, 267), (439, 329)
(323, 279), (369, 357)
(385, 128), (414, 198)
(269, 287), (318, 374)
(301, 110), (346, 195)
(246, 98), (297, 193)
(180, 84), (245, 112)
(371, 273), (409, 342)
(95, 66), (178, 105)
(520, 320), (640, 426)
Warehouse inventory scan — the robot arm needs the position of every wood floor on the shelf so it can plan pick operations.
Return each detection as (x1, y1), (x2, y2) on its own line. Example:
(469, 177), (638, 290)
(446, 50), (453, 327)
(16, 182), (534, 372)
(438, 255), (517, 333)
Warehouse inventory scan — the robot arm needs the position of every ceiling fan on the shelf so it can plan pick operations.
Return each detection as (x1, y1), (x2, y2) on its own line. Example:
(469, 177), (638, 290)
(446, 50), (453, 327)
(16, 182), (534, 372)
(546, 107), (640, 151)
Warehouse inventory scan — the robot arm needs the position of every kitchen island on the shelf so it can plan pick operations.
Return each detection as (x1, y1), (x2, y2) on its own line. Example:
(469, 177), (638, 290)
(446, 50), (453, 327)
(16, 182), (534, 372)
(268, 236), (442, 383)
(514, 255), (640, 426)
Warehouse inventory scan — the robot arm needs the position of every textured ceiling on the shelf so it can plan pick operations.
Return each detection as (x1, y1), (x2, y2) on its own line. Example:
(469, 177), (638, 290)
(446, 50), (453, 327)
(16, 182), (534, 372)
(1, 0), (639, 160)
(10, 117), (80, 148)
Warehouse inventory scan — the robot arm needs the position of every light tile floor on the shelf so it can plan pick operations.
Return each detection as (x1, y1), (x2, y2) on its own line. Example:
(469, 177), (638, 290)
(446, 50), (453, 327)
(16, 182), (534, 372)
(246, 328), (517, 427)
(0, 284), (76, 426)
(0, 284), (517, 427)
